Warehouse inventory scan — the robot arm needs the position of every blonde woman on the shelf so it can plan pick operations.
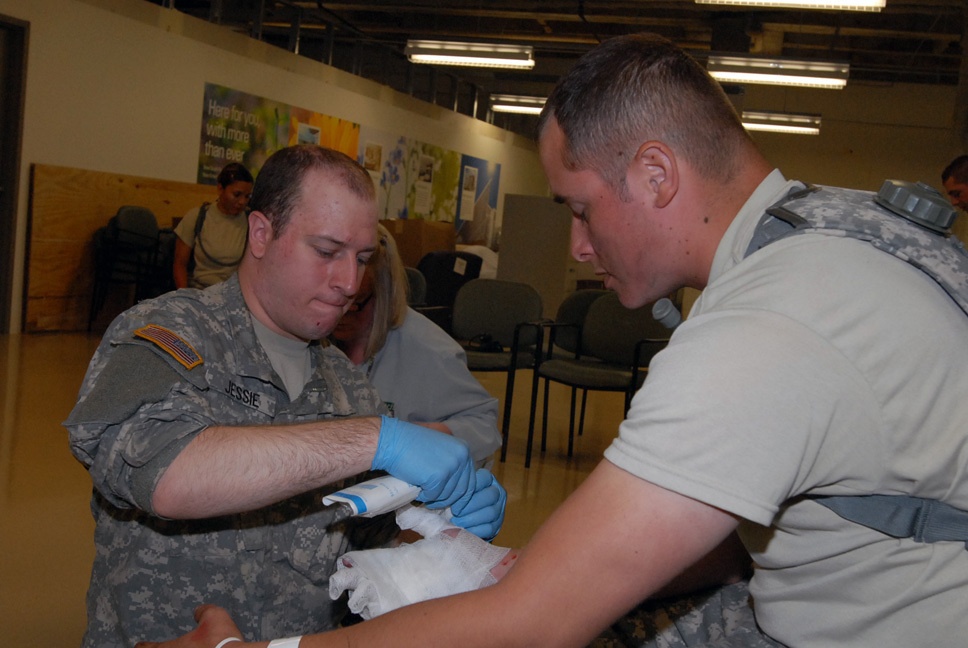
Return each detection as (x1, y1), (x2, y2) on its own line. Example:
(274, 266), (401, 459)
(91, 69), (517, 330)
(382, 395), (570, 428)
(331, 225), (501, 465)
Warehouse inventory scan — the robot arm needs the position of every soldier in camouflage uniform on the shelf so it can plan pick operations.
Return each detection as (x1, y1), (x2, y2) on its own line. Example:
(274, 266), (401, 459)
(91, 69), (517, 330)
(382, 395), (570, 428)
(66, 145), (505, 648)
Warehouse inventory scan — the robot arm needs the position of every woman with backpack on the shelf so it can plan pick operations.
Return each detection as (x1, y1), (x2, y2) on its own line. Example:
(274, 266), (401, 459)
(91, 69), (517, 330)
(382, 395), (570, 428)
(172, 162), (254, 289)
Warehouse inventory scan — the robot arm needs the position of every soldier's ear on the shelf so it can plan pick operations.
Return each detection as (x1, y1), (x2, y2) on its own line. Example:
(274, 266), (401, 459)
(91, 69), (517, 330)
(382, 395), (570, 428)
(247, 211), (272, 259)
(631, 141), (678, 209)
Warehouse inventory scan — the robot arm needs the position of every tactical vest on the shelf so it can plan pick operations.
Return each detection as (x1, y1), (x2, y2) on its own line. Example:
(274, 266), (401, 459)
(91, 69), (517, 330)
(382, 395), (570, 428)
(746, 180), (968, 548)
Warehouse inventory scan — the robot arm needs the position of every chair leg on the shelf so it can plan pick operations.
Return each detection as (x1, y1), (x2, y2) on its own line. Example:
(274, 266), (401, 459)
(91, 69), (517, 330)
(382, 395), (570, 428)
(567, 387), (577, 457)
(540, 378), (550, 452)
(88, 277), (107, 331)
(88, 284), (99, 331)
(577, 389), (589, 437)
(500, 367), (517, 464)
(524, 365), (543, 469)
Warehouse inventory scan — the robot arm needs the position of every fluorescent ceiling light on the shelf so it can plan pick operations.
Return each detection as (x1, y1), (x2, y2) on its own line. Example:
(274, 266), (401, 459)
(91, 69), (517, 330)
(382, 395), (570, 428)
(708, 55), (849, 88)
(696, 0), (883, 11)
(491, 94), (546, 115)
(742, 110), (821, 135)
(405, 39), (535, 70)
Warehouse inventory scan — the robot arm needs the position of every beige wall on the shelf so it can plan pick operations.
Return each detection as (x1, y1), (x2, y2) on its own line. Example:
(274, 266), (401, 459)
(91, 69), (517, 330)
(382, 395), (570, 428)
(0, 0), (549, 333)
(742, 82), (958, 192)
(742, 82), (968, 243)
(1, 0), (964, 332)
(498, 195), (573, 318)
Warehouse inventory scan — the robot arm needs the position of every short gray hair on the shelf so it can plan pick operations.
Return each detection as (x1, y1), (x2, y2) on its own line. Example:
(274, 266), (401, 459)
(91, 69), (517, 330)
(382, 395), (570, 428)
(538, 33), (752, 192)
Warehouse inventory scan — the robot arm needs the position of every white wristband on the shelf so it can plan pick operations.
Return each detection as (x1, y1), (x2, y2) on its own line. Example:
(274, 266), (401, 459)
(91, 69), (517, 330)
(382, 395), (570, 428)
(213, 639), (242, 648)
(267, 637), (302, 648)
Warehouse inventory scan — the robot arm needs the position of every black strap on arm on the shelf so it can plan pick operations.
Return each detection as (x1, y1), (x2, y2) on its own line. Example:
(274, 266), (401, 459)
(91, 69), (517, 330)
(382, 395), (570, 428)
(186, 202), (208, 275)
(192, 202), (245, 268)
(193, 202), (209, 240)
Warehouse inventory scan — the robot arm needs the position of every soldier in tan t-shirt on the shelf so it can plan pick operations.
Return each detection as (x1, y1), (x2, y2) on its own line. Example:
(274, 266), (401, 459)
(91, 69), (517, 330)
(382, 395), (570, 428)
(173, 162), (253, 289)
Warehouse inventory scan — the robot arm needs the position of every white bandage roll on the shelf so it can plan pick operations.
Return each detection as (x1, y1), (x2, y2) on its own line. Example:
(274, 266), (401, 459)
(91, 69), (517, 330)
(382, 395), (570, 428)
(329, 504), (510, 619)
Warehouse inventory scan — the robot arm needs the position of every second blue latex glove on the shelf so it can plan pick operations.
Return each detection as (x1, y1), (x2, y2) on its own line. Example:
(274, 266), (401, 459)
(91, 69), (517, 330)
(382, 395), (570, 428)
(372, 416), (477, 512)
(449, 468), (507, 540)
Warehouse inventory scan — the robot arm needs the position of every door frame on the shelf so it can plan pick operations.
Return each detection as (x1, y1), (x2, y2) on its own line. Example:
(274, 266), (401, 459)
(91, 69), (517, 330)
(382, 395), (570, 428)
(0, 14), (28, 334)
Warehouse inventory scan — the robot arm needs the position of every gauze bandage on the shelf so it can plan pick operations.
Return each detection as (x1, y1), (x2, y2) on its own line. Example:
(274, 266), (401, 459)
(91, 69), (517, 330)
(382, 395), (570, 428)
(329, 504), (511, 619)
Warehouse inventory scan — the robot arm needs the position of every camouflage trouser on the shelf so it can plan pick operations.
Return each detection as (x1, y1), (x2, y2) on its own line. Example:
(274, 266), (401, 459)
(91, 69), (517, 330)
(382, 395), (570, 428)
(590, 580), (785, 648)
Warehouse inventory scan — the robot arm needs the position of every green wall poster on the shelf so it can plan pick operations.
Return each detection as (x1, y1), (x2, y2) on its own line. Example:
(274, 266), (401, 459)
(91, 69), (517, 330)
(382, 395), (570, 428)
(196, 83), (501, 247)
(358, 126), (500, 246)
(197, 83), (360, 184)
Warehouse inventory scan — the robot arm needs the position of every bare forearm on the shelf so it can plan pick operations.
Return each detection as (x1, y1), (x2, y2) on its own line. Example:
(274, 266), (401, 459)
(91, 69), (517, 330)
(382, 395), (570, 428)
(307, 463), (740, 648)
(172, 262), (189, 289)
(304, 585), (530, 648)
(173, 238), (192, 289)
(152, 416), (381, 518)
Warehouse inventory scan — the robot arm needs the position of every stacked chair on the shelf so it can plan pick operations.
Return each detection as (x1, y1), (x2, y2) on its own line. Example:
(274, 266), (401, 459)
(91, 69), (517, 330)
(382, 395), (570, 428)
(88, 206), (169, 330)
(414, 250), (483, 333)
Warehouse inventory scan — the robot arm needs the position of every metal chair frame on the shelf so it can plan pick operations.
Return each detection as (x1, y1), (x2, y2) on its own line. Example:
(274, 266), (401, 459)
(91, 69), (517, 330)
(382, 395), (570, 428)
(525, 292), (669, 467)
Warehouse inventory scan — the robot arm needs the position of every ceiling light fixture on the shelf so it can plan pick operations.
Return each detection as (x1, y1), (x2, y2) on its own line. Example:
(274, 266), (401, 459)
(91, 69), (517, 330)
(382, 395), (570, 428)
(696, 0), (883, 11)
(742, 111), (822, 135)
(708, 55), (849, 88)
(405, 39), (535, 70)
(490, 94), (546, 115)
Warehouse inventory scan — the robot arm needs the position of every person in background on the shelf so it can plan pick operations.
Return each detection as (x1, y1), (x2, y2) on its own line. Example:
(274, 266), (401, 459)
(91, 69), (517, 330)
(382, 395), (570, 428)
(330, 224), (502, 466)
(65, 145), (504, 648)
(941, 154), (968, 211)
(140, 32), (968, 648)
(173, 162), (254, 289)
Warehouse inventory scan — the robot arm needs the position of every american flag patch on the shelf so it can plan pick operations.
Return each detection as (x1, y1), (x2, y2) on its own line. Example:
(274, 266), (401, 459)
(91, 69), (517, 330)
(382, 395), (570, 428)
(134, 324), (203, 370)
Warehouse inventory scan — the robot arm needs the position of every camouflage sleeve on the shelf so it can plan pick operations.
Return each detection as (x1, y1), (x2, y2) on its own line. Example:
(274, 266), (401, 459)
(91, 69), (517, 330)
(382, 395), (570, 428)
(65, 337), (215, 513)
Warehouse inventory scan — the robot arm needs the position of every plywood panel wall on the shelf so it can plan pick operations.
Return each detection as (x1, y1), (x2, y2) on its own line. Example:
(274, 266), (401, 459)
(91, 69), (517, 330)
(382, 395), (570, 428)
(26, 164), (214, 332)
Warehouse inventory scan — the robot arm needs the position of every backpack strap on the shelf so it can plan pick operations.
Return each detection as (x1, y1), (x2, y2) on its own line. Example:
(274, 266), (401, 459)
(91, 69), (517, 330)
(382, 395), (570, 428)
(816, 495), (968, 549)
(747, 182), (968, 547)
(193, 202), (245, 268)
(749, 183), (968, 318)
(193, 202), (209, 240)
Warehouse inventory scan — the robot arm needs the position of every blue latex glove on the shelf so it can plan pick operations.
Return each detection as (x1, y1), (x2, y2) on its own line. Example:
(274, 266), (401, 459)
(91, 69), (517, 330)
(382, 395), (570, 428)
(450, 468), (507, 540)
(372, 416), (477, 512)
